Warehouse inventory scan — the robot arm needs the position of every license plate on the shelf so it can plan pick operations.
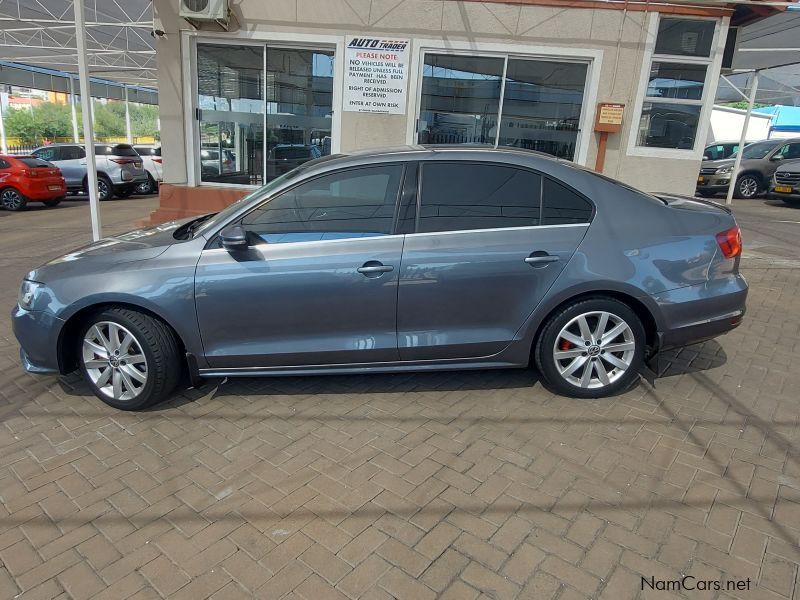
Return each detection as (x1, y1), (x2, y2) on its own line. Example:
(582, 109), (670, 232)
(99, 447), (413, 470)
(48, 185), (61, 191)
(775, 185), (793, 193)
(697, 176), (704, 183)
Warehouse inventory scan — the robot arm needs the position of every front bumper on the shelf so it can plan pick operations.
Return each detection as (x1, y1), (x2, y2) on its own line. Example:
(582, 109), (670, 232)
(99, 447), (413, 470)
(652, 274), (748, 351)
(12, 305), (64, 374)
(769, 185), (800, 202)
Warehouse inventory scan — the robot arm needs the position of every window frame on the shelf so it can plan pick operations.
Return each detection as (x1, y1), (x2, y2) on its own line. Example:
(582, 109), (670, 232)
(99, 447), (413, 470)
(410, 160), (595, 236)
(212, 162), (411, 247)
(627, 14), (725, 159)
(406, 39), (603, 167)
(184, 31), (344, 189)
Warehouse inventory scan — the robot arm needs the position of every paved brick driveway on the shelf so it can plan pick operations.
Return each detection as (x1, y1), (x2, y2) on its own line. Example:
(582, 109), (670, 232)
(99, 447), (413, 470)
(0, 197), (798, 599)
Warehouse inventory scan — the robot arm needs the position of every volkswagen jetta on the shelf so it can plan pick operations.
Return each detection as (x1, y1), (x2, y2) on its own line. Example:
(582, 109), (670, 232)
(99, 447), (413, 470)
(13, 147), (747, 409)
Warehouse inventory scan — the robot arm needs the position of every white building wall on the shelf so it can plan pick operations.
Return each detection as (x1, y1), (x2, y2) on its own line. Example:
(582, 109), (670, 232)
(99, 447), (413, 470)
(154, 0), (728, 197)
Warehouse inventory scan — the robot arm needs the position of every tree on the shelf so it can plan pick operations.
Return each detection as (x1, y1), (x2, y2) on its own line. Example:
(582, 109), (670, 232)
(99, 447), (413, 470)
(4, 102), (76, 143)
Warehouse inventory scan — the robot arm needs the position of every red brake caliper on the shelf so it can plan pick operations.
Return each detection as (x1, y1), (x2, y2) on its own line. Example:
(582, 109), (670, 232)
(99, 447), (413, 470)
(559, 339), (573, 351)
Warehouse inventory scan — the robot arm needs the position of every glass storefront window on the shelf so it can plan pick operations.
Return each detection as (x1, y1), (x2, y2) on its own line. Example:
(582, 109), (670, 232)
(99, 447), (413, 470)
(497, 59), (588, 160)
(635, 17), (715, 151)
(418, 54), (504, 146)
(197, 42), (335, 185)
(417, 53), (589, 161)
(198, 44), (264, 185)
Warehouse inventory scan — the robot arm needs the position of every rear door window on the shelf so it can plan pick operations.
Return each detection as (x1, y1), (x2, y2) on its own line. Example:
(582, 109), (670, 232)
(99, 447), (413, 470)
(112, 145), (140, 157)
(417, 162), (542, 233)
(61, 146), (85, 160)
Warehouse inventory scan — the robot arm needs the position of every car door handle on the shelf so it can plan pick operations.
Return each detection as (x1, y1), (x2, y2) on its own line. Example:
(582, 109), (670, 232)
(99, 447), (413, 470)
(357, 262), (394, 276)
(525, 254), (560, 265)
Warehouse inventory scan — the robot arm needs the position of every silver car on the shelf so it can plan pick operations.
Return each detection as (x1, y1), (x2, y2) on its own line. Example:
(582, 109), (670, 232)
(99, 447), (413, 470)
(31, 143), (148, 201)
(13, 147), (747, 410)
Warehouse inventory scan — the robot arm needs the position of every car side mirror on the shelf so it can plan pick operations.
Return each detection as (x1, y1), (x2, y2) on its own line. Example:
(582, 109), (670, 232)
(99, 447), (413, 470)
(219, 224), (248, 251)
(771, 154), (784, 161)
(702, 155), (710, 160)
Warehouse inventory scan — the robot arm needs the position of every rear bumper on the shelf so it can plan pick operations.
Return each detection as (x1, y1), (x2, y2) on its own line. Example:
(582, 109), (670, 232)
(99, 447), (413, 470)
(12, 305), (64, 374)
(25, 183), (66, 200)
(652, 274), (748, 351)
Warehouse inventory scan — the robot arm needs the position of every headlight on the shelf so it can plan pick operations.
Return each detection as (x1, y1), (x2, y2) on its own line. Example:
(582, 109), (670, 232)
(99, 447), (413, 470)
(18, 280), (44, 311)
(716, 166), (733, 174)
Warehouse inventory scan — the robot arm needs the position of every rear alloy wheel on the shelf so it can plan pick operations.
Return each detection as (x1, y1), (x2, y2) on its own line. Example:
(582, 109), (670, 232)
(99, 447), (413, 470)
(86, 176), (113, 201)
(1, 188), (27, 211)
(734, 175), (760, 199)
(79, 308), (181, 410)
(535, 298), (645, 398)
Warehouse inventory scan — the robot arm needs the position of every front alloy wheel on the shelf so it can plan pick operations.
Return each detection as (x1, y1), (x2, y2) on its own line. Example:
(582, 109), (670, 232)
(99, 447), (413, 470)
(78, 307), (181, 410)
(82, 321), (149, 401)
(535, 297), (645, 398)
(735, 175), (759, 199)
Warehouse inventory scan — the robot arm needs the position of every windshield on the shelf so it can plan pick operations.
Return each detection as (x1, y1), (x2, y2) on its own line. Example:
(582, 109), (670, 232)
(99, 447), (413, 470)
(190, 169), (303, 237)
(738, 141), (777, 160)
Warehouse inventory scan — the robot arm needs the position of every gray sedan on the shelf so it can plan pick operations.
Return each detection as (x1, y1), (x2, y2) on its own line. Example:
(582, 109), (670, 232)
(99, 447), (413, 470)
(13, 146), (747, 410)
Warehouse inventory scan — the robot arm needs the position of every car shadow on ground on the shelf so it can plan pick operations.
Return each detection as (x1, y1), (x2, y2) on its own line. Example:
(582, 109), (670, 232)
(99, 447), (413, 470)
(53, 339), (728, 412)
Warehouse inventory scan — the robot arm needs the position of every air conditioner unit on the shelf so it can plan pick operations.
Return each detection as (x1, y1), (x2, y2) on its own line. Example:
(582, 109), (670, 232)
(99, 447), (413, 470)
(179, 0), (228, 21)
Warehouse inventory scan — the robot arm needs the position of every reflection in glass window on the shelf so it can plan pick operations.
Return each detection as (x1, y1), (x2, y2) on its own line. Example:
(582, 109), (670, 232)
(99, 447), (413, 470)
(418, 54), (504, 146)
(655, 18), (715, 58)
(646, 62), (706, 101)
(265, 48), (334, 181)
(197, 43), (335, 186)
(198, 44), (265, 185)
(637, 102), (701, 149)
(242, 165), (403, 243)
(418, 163), (542, 233)
(498, 59), (588, 160)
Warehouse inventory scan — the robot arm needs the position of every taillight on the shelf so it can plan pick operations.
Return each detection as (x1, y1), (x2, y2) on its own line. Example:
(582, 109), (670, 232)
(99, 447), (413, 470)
(153, 158), (162, 164)
(23, 169), (38, 177)
(716, 226), (742, 258)
(110, 158), (135, 164)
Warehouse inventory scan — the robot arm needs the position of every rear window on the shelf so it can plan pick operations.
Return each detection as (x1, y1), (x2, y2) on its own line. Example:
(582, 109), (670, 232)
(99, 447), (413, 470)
(96, 144), (138, 157)
(17, 157), (52, 168)
(134, 146), (159, 156)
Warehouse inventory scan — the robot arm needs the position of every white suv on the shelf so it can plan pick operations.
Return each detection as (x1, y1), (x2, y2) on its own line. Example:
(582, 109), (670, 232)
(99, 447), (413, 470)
(133, 145), (162, 194)
(31, 143), (147, 201)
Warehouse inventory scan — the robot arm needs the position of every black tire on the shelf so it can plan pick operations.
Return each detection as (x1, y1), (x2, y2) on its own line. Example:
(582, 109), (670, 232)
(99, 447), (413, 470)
(1, 188), (28, 211)
(77, 307), (181, 410)
(84, 176), (113, 201)
(136, 175), (156, 195)
(534, 297), (646, 399)
(43, 198), (63, 207)
(115, 186), (135, 199)
(696, 190), (716, 198)
(733, 174), (760, 199)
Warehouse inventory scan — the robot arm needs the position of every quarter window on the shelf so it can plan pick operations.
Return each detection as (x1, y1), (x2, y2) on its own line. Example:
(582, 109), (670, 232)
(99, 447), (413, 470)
(418, 163), (542, 233)
(542, 179), (593, 225)
(636, 17), (715, 151)
(241, 165), (403, 243)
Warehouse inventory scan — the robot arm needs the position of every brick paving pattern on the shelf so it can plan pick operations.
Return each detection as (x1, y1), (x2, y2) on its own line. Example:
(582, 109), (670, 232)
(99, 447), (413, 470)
(0, 197), (798, 599)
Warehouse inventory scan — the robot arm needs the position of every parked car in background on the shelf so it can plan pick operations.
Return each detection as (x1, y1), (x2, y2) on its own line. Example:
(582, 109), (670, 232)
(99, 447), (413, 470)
(200, 148), (236, 177)
(133, 145), (162, 194)
(696, 138), (800, 199)
(31, 143), (148, 202)
(13, 146), (747, 410)
(266, 144), (322, 178)
(0, 155), (66, 211)
(702, 141), (743, 161)
(769, 160), (800, 206)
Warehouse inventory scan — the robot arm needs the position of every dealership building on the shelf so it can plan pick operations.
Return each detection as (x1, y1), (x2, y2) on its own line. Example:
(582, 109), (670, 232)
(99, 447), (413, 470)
(148, 0), (775, 223)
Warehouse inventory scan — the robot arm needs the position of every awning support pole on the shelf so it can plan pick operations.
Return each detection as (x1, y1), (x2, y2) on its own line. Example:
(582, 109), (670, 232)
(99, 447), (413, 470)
(725, 70), (760, 206)
(0, 95), (7, 154)
(124, 84), (132, 144)
(69, 76), (80, 142)
(73, 0), (102, 241)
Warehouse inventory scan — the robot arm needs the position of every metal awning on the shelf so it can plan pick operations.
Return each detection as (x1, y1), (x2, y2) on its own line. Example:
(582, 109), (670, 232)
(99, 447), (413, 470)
(0, 0), (155, 88)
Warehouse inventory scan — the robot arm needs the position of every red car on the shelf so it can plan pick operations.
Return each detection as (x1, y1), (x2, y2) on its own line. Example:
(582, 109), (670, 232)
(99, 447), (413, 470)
(0, 155), (66, 211)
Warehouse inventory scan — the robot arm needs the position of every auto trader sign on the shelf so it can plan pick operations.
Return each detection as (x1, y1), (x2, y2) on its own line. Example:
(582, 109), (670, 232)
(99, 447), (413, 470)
(344, 37), (410, 115)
